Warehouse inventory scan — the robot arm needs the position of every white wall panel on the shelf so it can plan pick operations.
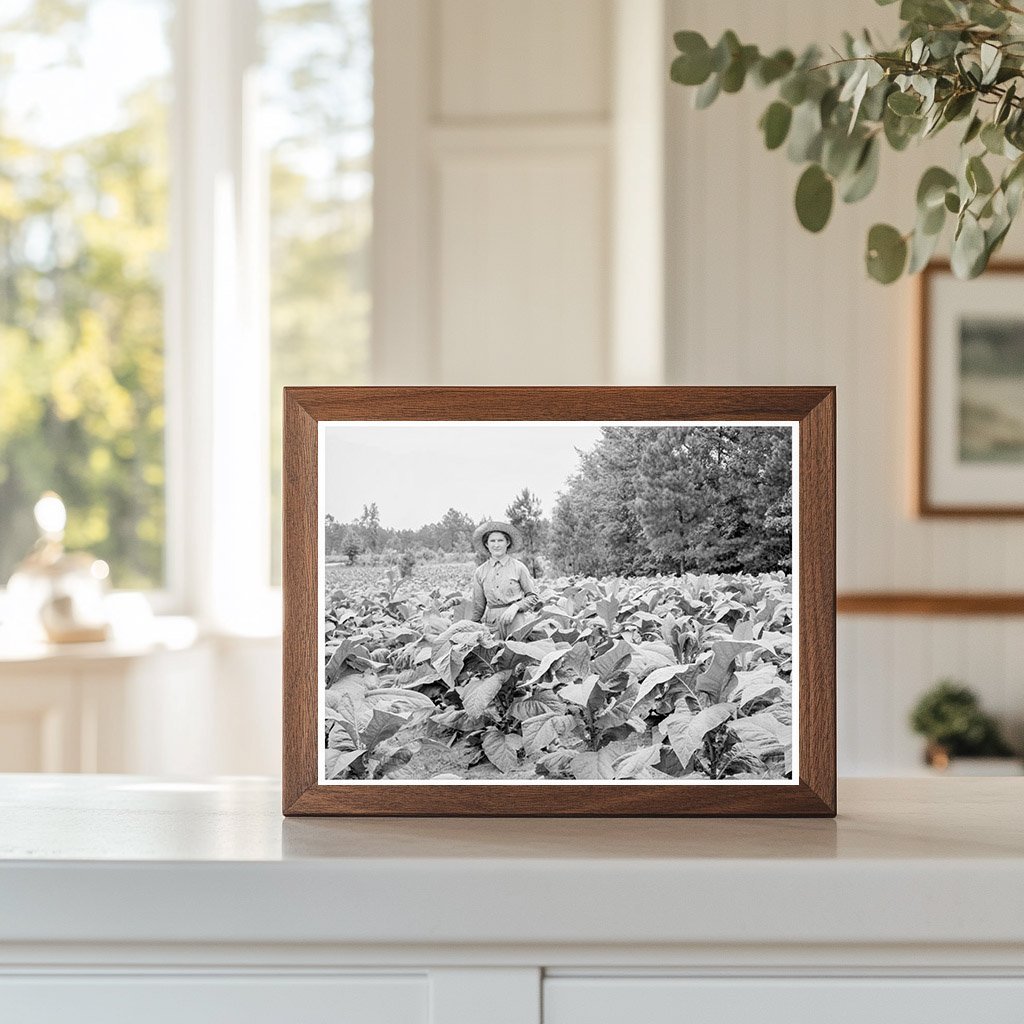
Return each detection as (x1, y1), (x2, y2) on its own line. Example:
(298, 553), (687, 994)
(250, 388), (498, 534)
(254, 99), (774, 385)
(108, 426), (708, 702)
(375, 0), (620, 386)
(433, 0), (614, 386)
(545, 977), (1024, 1024)
(438, 0), (610, 120)
(437, 150), (608, 385)
(666, 0), (1024, 774)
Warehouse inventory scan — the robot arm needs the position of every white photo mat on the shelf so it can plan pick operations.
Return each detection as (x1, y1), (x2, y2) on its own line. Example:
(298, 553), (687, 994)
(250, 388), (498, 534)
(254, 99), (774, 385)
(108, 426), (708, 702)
(316, 419), (801, 786)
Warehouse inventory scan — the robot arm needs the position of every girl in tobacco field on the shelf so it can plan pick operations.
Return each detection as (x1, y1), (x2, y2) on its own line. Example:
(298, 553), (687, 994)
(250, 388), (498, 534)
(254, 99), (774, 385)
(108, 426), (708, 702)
(468, 520), (543, 639)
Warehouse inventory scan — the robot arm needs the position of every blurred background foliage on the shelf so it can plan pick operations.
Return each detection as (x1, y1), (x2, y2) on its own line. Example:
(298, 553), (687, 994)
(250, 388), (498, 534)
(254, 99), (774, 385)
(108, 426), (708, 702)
(0, 0), (170, 587)
(0, 0), (372, 589)
(264, 0), (371, 582)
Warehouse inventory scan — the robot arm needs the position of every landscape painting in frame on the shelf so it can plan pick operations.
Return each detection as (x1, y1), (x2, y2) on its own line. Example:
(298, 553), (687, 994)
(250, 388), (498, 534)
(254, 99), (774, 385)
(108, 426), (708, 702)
(919, 262), (1024, 515)
(959, 316), (1024, 463)
(318, 421), (798, 785)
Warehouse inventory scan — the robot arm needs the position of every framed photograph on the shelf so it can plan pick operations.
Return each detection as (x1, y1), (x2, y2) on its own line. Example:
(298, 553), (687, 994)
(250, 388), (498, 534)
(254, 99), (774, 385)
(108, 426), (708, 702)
(283, 387), (835, 816)
(917, 261), (1024, 516)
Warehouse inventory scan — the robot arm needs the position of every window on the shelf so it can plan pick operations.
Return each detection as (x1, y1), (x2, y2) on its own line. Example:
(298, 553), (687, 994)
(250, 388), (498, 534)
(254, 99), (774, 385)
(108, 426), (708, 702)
(0, 0), (172, 589)
(0, 0), (373, 615)
(261, 0), (372, 582)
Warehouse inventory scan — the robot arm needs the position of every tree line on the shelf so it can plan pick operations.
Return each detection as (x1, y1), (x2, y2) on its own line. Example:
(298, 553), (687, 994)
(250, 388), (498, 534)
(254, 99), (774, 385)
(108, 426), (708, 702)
(551, 426), (792, 576)
(327, 426), (792, 577)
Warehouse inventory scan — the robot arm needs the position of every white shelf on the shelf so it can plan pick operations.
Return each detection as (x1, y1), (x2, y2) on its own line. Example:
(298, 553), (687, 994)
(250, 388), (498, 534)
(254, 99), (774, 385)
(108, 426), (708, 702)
(1, 775), (1022, 951)
(2, 775), (1022, 1020)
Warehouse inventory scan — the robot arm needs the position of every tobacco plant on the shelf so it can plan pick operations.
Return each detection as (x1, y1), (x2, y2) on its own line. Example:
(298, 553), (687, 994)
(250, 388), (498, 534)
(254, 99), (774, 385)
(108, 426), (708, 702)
(323, 565), (794, 782)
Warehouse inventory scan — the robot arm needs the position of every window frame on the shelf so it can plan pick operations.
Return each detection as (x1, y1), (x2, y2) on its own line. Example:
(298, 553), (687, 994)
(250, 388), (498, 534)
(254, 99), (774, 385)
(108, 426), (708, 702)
(165, 0), (280, 632)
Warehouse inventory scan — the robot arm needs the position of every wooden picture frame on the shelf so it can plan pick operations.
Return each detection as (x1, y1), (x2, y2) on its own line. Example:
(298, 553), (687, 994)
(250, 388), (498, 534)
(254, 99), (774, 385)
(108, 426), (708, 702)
(283, 387), (836, 817)
(916, 261), (1024, 517)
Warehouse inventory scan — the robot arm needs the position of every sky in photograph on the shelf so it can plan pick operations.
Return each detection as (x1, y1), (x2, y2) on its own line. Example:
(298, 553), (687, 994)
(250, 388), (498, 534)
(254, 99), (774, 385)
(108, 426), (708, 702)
(322, 421), (606, 528)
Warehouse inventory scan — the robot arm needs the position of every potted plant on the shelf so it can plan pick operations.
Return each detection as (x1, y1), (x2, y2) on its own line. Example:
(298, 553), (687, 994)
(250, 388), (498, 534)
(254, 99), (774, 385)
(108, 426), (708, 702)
(670, 0), (1024, 283)
(909, 680), (1021, 773)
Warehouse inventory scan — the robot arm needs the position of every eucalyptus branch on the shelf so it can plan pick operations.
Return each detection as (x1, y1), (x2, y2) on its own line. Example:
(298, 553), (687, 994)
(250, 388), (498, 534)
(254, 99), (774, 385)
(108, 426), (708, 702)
(670, 0), (1024, 283)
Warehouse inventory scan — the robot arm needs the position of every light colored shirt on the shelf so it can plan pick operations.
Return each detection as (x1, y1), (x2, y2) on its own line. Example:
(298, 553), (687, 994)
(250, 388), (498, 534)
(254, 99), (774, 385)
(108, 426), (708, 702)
(469, 555), (538, 622)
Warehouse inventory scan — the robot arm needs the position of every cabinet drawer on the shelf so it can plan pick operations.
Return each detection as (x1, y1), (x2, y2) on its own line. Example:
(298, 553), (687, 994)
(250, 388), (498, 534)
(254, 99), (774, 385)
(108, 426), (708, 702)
(0, 974), (427, 1024)
(544, 977), (1024, 1024)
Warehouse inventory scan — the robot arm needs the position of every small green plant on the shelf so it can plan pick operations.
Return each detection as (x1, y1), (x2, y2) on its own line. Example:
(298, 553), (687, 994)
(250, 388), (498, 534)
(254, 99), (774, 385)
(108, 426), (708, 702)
(670, 0), (1024, 283)
(910, 679), (1014, 758)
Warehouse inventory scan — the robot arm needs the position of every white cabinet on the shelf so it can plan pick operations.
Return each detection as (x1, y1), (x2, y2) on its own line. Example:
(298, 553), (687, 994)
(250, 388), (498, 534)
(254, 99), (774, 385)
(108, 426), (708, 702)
(1, 777), (1022, 1023)
(0, 975), (428, 1024)
(544, 977), (1024, 1023)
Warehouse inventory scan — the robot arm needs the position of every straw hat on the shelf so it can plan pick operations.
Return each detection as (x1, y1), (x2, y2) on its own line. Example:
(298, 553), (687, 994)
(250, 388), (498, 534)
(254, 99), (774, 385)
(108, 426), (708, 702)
(472, 520), (524, 557)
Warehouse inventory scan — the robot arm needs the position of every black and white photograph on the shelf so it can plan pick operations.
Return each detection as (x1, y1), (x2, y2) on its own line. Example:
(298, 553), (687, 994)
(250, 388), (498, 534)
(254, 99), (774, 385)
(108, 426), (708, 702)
(319, 421), (798, 784)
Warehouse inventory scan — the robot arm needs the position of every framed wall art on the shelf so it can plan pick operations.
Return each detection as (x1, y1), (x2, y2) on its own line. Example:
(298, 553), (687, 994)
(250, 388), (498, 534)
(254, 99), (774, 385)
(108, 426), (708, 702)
(282, 387), (836, 816)
(917, 261), (1024, 517)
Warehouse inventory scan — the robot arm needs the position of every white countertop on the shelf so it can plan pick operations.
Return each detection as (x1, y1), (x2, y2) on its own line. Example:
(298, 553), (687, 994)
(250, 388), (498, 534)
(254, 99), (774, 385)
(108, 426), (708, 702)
(2, 775), (1022, 950)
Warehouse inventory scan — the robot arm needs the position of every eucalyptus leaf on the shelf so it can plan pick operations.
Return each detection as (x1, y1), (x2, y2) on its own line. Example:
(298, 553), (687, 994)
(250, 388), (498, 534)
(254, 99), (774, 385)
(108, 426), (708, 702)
(922, 102), (946, 137)
(795, 164), (834, 232)
(986, 211), (1012, 256)
(996, 82), (1017, 125)
(958, 158), (979, 204)
(926, 30), (962, 60)
(822, 128), (864, 178)
(866, 223), (907, 284)
(841, 137), (880, 203)
(760, 101), (793, 150)
(720, 58), (746, 94)
(980, 42), (1002, 86)
(908, 221), (943, 273)
(671, 31), (711, 81)
(904, 1), (958, 29)
(754, 49), (795, 87)
(917, 166), (957, 210)
(914, 74), (937, 111)
(967, 154), (995, 196)
(1004, 158), (1024, 217)
(884, 106), (922, 150)
(710, 31), (740, 73)
(787, 100), (823, 162)
(955, 52), (981, 88)
(674, 29), (707, 53)
(920, 199), (946, 235)
(860, 79), (892, 122)
(961, 115), (983, 145)
(694, 73), (721, 109)
(942, 91), (974, 123)
(820, 84), (841, 127)
(839, 61), (869, 103)
(888, 90), (921, 115)
(981, 122), (1005, 155)
(970, 2), (1009, 29)
(779, 73), (807, 106)
(951, 211), (986, 278)
(671, 52), (711, 87)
